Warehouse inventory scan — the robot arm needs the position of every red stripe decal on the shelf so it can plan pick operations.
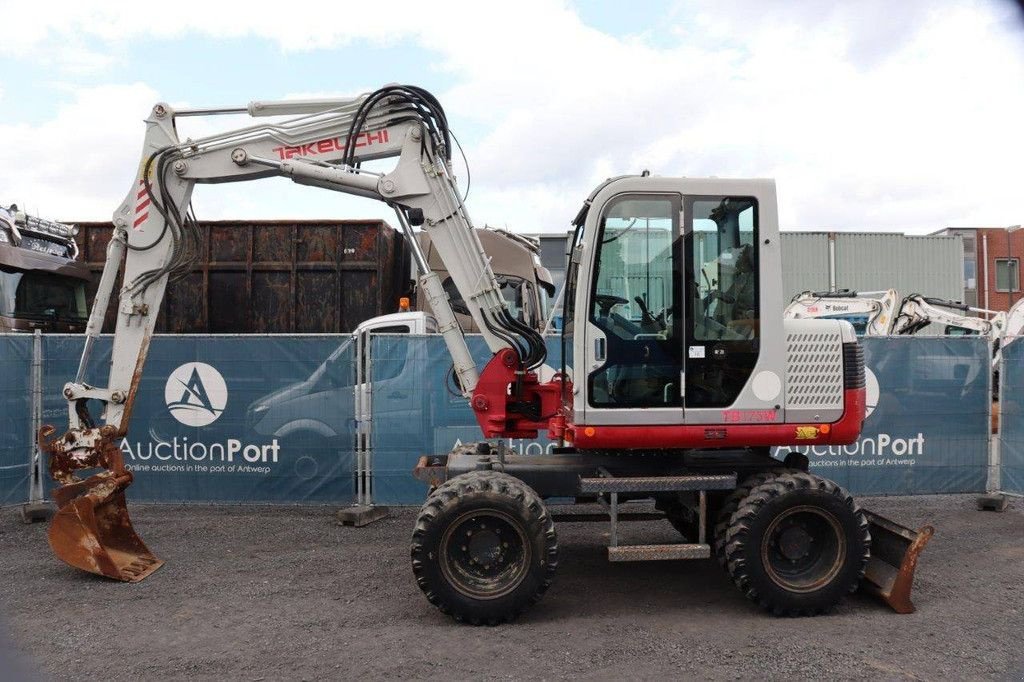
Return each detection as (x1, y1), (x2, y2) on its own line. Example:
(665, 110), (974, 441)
(133, 213), (149, 229)
(136, 197), (151, 212)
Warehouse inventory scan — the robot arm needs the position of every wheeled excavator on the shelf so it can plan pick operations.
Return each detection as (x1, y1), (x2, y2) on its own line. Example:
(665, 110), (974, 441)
(785, 289), (901, 336)
(40, 85), (932, 621)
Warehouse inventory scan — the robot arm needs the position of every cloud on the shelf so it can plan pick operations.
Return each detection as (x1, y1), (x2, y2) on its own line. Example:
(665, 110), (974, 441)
(0, 83), (160, 221)
(0, 0), (1022, 234)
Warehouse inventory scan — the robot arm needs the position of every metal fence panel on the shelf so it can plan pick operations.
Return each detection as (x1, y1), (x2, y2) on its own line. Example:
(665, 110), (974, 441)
(41, 335), (356, 504)
(0, 335), (33, 506)
(999, 337), (1024, 494)
(779, 336), (991, 495)
(22, 333), (993, 506)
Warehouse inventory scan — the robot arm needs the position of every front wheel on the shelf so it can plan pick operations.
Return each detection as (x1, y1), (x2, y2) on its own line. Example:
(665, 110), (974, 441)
(724, 472), (870, 616)
(411, 471), (558, 625)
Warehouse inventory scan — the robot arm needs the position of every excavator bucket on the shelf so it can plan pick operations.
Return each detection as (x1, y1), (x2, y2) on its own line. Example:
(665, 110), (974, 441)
(860, 510), (934, 614)
(40, 426), (163, 582)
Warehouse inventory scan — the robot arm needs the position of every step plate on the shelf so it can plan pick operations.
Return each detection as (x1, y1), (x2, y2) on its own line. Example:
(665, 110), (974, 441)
(608, 543), (711, 561)
(579, 474), (736, 494)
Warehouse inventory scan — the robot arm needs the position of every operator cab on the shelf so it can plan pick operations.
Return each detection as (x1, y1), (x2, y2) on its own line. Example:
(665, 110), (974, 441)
(564, 177), (784, 427)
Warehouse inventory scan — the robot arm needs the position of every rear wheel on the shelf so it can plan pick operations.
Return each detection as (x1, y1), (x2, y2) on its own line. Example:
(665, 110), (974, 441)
(724, 471), (870, 616)
(411, 471), (557, 625)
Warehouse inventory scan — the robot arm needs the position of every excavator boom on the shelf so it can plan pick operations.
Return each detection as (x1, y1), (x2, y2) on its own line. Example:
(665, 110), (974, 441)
(42, 85), (545, 581)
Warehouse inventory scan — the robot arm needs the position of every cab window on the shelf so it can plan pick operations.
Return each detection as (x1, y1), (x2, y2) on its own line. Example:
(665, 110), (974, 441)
(685, 197), (759, 407)
(587, 194), (682, 408)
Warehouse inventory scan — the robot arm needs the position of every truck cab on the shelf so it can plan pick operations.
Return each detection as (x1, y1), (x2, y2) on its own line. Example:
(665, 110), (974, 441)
(417, 228), (554, 332)
(0, 205), (90, 333)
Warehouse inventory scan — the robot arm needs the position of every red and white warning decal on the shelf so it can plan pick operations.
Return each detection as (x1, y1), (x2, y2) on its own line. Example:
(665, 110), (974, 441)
(134, 179), (150, 230)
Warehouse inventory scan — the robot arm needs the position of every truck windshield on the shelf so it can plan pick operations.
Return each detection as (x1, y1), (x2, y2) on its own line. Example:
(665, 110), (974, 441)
(0, 268), (88, 322)
(442, 275), (535, 326)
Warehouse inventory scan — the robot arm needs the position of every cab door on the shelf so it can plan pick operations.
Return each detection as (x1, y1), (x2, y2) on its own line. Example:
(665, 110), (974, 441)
(581, 193), (684, 426)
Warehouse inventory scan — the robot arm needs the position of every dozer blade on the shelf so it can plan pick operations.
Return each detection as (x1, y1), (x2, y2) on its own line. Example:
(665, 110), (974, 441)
(860, 509), (934, 614)
(40, 425), (163, 582)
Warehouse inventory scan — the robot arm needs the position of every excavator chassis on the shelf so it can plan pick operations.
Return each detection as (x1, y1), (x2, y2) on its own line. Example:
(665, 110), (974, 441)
(39, 425), (163, 582)
(414, 443), (933, 615)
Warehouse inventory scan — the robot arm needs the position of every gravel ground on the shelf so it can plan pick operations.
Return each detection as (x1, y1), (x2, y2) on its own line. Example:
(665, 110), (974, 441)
(0, 494), (1021, 681)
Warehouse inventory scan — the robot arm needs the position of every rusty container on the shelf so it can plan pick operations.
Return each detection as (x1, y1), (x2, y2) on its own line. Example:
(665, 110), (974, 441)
(75, 219), (411, 333)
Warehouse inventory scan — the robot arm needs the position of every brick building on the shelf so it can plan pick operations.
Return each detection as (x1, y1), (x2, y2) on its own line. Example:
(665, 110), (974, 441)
(932, 226), (1023, 312)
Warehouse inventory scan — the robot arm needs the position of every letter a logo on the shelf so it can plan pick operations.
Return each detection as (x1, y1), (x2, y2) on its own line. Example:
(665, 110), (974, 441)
(165, 362), (228, 427)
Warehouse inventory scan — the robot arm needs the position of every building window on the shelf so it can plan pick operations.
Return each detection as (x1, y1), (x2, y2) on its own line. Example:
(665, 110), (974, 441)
(996, 258), (1020, 292)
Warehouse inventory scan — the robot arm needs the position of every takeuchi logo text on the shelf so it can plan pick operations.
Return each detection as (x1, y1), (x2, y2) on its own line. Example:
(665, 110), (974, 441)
(271, 129), (389, 160)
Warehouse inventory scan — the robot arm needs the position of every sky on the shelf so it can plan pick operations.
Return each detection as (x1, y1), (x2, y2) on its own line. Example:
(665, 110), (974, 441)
(0, 0), (1022, 235)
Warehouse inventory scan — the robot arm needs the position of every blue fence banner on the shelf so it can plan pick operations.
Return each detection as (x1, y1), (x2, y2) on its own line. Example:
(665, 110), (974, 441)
(0, 335), (32, 506)
(999, 337), (1024, 494)
(42, 335), (356, 504)
(0, 333), (997, 507)
(778, 336), (991, 495)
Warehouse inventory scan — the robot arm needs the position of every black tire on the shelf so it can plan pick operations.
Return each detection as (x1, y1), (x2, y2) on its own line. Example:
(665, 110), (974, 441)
(712, 470), (793, 568)
(724, 472), (870, 616)
(411, 471), (558, 625)
(656, 492), (725, 542)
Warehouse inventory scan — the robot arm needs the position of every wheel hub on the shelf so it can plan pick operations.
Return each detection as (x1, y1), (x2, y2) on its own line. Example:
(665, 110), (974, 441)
(440, 509), (530, 600)
(466, 525), (506, 566)
(761, 505), (845, 593)
(777, 525), (813, 562)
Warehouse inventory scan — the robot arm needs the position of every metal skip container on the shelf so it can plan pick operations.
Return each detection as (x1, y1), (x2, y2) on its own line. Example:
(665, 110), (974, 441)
(74, 219), (411, 334)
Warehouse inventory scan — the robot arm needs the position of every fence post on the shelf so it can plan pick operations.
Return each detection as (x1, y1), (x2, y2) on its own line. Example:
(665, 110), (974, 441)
(987, 338), (999, 492)
(20, 330), (51, 523)
(979, 336), (1008, 511)
(337, 332), (389, 527)
(354, 331), (364, 507)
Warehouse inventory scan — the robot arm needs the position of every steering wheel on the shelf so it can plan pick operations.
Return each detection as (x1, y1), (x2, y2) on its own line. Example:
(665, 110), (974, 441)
(594, 294), (629, 316)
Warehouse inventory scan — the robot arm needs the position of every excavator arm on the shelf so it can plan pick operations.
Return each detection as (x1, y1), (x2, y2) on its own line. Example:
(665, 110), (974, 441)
(40, 85), (551, 581)
(784, 289), (900, 336)
(892, 295), (1007, 339)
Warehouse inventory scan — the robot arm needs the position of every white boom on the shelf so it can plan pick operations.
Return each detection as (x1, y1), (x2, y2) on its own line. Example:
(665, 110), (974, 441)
(892, 295), (1007, 339)
(64, 86), (545, 445)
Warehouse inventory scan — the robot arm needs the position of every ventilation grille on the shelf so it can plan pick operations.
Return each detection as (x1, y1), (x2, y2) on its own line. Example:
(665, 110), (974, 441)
(785, 331), (844, 410)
